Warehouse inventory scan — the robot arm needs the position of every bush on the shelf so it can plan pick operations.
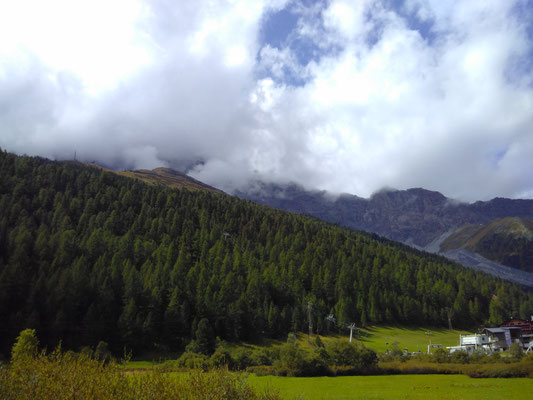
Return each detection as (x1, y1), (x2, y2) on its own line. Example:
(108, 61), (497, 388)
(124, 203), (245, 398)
(247, 365), (278, 376)
(314, 336), (325, 348)
(469, 352), (490, 364)
(250, 348), (272, 366)
(11, 329), (39, 361)
(0, 348), (281, 399)
(378, 358), (533, 378)
(272, 342), (332, 377)
(232, 348), (254, 370)
(210, 348), (234, 369)
(464, 361), (533, 378)
(378, 360), (462, 375)
(326, 341), (377, 370)
(509, 342), (524, 360)
(95, 341), (112, 363)
(185, 339), (202, 354)
(154, 359), (181, 373)
(450, 351), (470, 364)
(274, 342), (307, 375)
(176, 351), (209, 370)
(389, 342), (403, 357)
(432, 348), (449, 363)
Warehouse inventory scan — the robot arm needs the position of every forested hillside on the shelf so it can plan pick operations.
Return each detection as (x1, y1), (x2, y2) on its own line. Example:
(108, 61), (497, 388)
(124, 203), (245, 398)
(1, 150), (532, 357)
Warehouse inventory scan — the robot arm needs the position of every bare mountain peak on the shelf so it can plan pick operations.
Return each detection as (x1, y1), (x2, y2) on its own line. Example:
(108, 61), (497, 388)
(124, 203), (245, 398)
(88, 163), (225, 194)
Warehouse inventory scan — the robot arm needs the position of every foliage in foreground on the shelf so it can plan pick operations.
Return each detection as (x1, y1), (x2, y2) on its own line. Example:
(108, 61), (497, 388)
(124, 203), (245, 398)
(0, 349), (280, 400)
(10, 329), (39, 362)
(171, 333), (379, 377)
(379, 355), (533, 378)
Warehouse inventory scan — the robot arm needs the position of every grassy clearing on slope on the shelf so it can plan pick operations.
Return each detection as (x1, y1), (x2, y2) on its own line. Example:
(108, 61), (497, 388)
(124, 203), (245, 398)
(248, 374), (533, 400)
(294, 326), (471, 354)
(355, 326), (471, 353)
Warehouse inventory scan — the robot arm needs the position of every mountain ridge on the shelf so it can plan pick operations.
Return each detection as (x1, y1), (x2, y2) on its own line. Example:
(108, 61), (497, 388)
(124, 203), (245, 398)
(236, 181), (533, 285)
(86, 163), (225, 194)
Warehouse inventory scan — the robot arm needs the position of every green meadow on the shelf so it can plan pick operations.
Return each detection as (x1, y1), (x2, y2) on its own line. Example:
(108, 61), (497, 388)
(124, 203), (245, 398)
(248, 374), (533, 400)
(265, 325), (470, 354)
(354, 325), (471, 353)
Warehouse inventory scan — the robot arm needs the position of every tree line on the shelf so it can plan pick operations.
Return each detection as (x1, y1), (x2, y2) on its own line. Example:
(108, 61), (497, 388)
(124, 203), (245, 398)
(1, 149), (532, 357)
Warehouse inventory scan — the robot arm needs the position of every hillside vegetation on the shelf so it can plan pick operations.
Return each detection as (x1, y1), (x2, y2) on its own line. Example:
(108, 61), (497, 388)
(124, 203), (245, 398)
(87, 164), (225, 194)
(440, 218), (533, 273)
(1, 149), (533, 358)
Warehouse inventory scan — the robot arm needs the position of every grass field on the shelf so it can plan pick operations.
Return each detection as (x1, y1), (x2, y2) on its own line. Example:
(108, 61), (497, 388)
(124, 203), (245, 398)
(293, 326), (471, 354)
(355, 326), (471, 353)
(249, 374), (533, 400)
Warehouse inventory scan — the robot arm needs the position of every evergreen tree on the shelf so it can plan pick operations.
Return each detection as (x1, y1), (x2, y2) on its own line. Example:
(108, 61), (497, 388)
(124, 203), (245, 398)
(11, 329), (39, 361)
(195, 318), (215, 355)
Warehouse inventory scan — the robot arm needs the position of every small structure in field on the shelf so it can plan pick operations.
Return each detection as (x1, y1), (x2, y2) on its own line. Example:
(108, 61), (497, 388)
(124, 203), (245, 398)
(427, 344), (443, 354)
(447, 333), (491, 354)
(446, 318), (533, 354)
(500, 318), (533, 349)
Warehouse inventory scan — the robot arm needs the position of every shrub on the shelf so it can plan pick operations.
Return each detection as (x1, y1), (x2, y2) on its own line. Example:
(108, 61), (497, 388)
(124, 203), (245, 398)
(464, 362), (533, 378)
(11, 329), (39, 361)
(251, 348), (272, 366)
(272, 342), (332, 377)
(176, 351), (209, 370)
(275, 342), (307, 375)
(210, 347), (234, 369)
(232, 348), (254, 370)
(432, 348), (449, 363)
(509, 342), (524, 360)
(95, 341), (112, 363)
(195, 318), (215, 355)
(326, 341), (377, 370)
(450, 351), (470, 364)
(154, 359), (181, 373)
(0, 348), (281, 399)
(247, 365), (278, 376)
(185, 339), (202, 354)
(469, 352), (490, 364)
(389, 342), (403, 357)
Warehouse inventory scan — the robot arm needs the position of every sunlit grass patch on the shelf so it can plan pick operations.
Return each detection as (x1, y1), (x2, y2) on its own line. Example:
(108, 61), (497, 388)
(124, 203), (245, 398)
(248, 374), (533, 400)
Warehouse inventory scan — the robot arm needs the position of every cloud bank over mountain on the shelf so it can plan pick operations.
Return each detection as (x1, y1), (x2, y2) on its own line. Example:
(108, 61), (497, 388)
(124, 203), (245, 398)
(1, 0), (532, 201)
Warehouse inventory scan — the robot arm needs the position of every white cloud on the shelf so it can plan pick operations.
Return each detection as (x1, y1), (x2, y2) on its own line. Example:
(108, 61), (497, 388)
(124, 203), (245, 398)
(322, 0), (372, 40)
(0, 0), (532, 202)
(0, 0), (153, 94)
(246, 0), (533, 200)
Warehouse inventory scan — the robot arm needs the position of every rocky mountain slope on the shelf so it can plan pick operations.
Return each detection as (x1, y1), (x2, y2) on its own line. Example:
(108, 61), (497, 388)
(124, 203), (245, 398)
(236, 182), (533, 285)
(440, 218), (533, 273)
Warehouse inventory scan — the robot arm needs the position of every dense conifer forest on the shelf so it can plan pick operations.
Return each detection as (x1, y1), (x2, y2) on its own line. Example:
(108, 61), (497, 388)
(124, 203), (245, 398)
(1, 149), (532, 357)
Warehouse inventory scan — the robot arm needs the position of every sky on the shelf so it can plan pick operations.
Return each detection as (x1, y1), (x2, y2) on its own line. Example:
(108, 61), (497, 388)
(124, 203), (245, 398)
(0, 0), (532, 202)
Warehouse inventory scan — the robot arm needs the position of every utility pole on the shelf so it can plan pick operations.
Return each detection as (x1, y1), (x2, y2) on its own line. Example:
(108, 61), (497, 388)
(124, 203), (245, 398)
(307, 301), (313, 339)
(348, 323), (356, 342)
(445, 307), (454, 330)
